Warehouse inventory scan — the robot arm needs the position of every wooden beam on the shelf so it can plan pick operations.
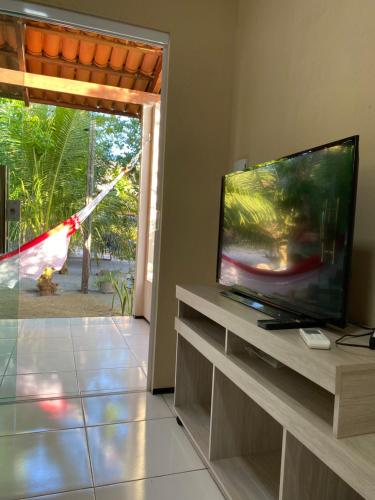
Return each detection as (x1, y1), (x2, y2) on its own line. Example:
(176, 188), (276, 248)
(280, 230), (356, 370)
(15, 21), (30, 106)
(30, 96), (139, 119)
(148, 56), (162, 94)
(0, 68), (161, 105)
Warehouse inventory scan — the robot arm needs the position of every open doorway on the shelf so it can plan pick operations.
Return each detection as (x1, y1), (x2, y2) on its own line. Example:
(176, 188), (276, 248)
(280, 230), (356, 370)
(0, 6), (168, 400)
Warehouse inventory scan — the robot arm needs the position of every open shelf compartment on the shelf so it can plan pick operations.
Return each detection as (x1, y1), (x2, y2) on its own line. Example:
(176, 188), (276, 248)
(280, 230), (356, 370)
(210, 368), (283, 500)
(226, 330), (334, 427)
(280, 431), (364, 500)
(174, 334), (213, 459)
(178, 301), (226, 351)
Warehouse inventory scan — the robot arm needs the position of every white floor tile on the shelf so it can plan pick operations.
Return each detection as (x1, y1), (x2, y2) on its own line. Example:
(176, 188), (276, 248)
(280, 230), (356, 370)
(71, 324), (119, 337)
(16, 337), (73, 354)
(87, 418), (204, 486)
(77, 367), (146, 393)
(130, 345), (149, 365)
(95, 470), (224, 500)
(116, 319), (150, 336)
(72, 332), (125, 351)
(22, 490), (95, 500)
(0, 428), (92, 500)
(7, 351), (76, 375)
(74, 349), (139, 370)
(0, 371), (78, 399)
(19, 326), (71, 339)
(0, 339), (16, 355)
(22, 318), (70, 327)
(0, 398), (84, 436)
(70, 317), (115, 326)
(0, 353), (11, 375)
(163, 393), (177, 415)
(123, 336), (149, 351)
(0, 319), (19, 327)
(82, 392), (173, 426)
(0, 326), (19, 339)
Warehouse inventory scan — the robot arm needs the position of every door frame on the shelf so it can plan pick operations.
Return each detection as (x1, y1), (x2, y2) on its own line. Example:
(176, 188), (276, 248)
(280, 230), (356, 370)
(0, 0), (170, 391)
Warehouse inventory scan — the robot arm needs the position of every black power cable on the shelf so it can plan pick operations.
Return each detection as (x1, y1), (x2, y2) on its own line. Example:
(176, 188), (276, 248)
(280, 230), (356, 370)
(335, 322), (375, 350)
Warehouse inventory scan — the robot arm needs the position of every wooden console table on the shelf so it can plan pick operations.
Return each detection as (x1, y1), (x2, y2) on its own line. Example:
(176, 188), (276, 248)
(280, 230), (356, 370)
(173, 284), (375, 500)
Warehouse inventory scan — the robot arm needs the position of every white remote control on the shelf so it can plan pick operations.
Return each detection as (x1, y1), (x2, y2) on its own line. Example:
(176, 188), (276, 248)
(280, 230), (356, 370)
(299, 328), (331, 350)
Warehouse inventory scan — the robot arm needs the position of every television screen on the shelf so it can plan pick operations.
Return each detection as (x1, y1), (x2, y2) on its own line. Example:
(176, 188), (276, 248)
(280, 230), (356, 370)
(217, 136), (358, 326)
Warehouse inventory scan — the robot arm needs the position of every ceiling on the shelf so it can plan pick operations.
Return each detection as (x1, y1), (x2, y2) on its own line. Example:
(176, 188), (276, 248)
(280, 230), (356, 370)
(0, 14), (163, 117)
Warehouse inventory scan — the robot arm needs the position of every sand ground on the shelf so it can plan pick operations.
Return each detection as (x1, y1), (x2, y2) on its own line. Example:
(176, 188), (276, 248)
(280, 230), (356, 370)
(2, 257), (133, 319)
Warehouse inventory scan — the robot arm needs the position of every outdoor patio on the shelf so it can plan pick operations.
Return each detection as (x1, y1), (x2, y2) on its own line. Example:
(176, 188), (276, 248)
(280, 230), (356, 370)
(16, 256), (133, 318)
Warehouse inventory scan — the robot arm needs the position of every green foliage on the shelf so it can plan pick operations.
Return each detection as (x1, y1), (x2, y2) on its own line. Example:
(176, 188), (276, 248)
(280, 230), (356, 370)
(95, 269), (121, 287)
(0, 99), (141, 260)
(110, 273), (134, 316)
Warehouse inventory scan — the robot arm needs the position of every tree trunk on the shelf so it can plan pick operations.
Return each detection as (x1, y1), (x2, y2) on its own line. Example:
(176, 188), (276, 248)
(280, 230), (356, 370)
(81, 116), (95, 294)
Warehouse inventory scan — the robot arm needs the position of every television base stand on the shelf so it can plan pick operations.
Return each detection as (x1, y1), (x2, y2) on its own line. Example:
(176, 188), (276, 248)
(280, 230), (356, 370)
(256, 318), (326, 330)
(220, 289), (326, 330)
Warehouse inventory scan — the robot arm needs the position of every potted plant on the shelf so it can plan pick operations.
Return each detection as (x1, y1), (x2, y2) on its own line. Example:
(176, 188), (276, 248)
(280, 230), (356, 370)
(37, 267), (58, 296)
(95, 269), (121, 294)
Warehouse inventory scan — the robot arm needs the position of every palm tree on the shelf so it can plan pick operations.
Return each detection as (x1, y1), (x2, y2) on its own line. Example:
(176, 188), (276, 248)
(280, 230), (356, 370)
(0, 100), (141, 262)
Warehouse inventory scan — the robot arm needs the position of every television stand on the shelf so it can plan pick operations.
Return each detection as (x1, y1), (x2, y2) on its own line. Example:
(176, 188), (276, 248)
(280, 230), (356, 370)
(174, 284), (375, 500)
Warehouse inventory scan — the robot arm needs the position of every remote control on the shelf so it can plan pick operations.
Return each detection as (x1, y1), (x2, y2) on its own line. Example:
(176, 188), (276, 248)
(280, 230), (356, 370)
(299, 328), (331, 349)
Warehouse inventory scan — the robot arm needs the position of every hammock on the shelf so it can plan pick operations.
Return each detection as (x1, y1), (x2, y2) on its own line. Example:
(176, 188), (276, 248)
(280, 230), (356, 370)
(0, 152), (140, 288)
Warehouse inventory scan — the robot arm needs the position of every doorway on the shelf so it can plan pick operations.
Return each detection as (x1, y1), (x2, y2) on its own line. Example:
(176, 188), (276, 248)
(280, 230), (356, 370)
(0, 2), (169, 399)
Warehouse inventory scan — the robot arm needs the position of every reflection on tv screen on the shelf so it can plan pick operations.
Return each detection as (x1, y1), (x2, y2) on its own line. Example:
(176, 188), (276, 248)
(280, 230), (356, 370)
(218, 138), (357, 324)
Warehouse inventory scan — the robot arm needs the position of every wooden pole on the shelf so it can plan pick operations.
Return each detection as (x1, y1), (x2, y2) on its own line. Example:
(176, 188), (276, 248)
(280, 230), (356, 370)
(0, 68), (161, 105)
(81, 116), (95, 294)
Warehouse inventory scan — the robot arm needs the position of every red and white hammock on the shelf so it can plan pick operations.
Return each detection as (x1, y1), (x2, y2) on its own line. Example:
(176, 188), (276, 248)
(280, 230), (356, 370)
(0, 156), (139, 288)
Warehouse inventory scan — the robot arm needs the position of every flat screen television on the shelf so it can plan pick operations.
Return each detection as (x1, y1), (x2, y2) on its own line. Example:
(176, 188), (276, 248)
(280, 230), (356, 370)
(217, 136), (359, 327)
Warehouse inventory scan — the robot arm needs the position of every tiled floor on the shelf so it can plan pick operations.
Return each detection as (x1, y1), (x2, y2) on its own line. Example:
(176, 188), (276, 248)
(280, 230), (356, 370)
(0, 317), (149, 401)
(0, 391), (224, 500)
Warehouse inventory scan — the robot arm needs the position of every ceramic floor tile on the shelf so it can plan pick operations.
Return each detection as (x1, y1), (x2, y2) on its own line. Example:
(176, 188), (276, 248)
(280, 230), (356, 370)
(22, 490), (95, 500)
(70, 317), (115, 326)
(87, 418), (204, 485)
(0, 371), (78, 399)
(0, 319), (19, 327)
(0, 353), (11, 375)
(72, 332), (126, 351)
(77, 367), (146, 393)
(70, 324), (119, 337)
(130, 345), (149, 364)
(22, 318), (71, 327)
(0, 398), (84, 436)
(163, 392), (177, 415)
(16, 337), (73, 354)
(0, 428), (92, 500)
(19, 326), (71, 339)
(74, 349), (139, 370)
(117, 320), (150, 336)
(95, 470), (224, 500)
(123, 334), (149, 349)
(7, 351), (76, 375)
(112, 316), (134, 325)
(0, 339), (16, 354)
(82, 392), (173, 426)
(0, 326), (19, 339)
